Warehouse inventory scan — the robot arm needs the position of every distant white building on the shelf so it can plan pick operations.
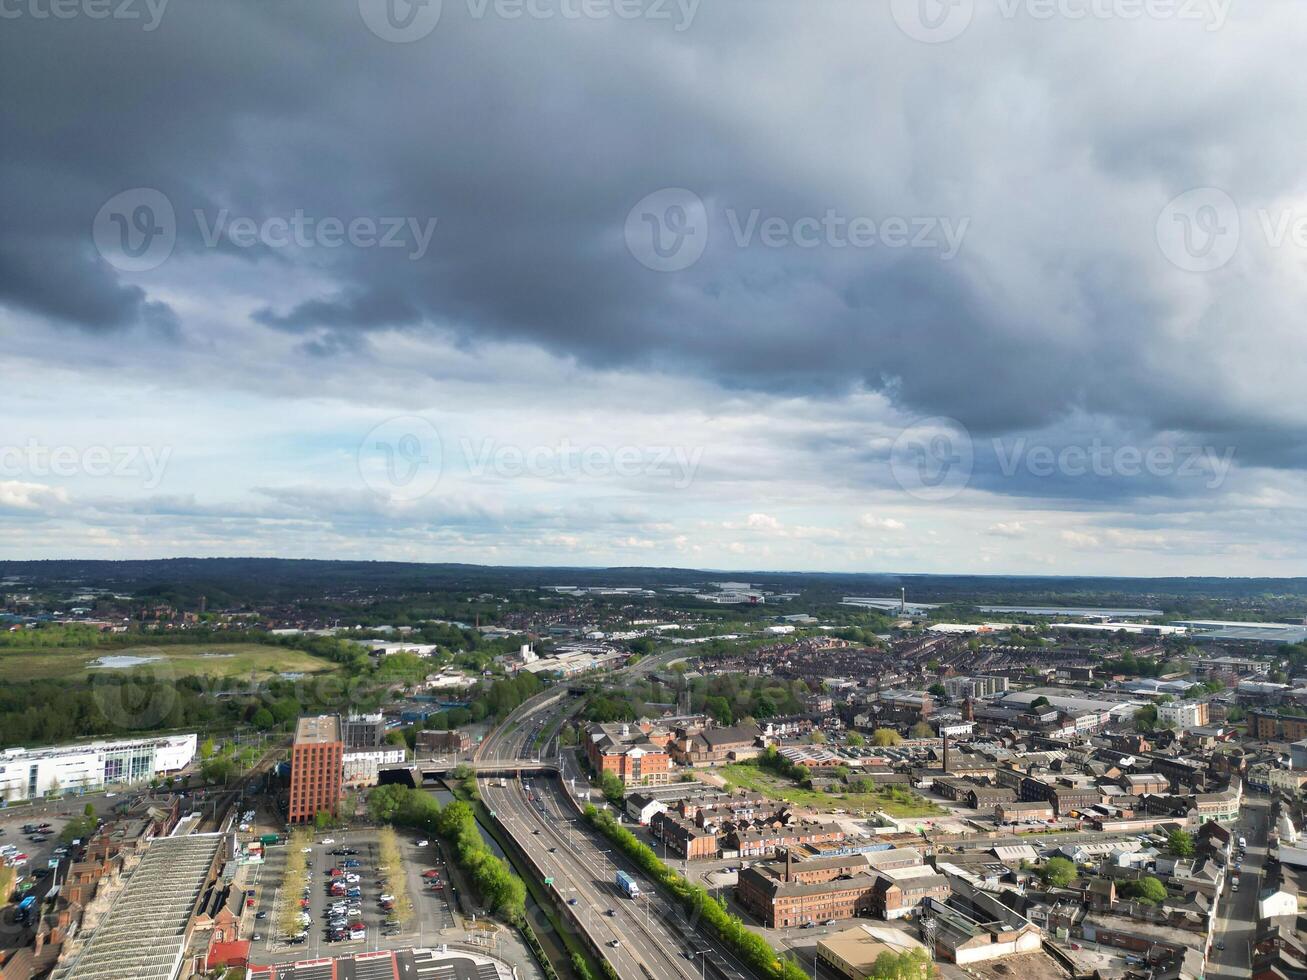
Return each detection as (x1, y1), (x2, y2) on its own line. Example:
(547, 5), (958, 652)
(0, 733), (196, 802)
(1158, 700), (1209, 729)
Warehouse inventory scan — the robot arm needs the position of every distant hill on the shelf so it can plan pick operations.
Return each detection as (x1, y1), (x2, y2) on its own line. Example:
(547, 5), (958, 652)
(3, 557), (1306, 612)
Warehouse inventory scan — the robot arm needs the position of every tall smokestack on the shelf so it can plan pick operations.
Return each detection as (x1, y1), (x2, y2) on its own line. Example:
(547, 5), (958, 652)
(943, 733), (950, 773)
(786, 847), (792, 883)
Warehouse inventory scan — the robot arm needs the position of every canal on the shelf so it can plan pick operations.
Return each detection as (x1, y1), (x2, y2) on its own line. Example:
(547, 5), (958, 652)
(430, 786), (580, 979)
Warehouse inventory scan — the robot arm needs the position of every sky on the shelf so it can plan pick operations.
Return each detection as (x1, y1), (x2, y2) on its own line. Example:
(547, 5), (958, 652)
(1, 0), (1305, 575)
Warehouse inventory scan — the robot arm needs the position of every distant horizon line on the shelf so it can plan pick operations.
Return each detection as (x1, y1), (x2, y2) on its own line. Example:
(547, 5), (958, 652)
(0, 555), (1304, 584)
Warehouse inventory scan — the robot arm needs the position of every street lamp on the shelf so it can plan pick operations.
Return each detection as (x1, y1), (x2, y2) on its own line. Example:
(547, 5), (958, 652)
(689, 948), (709, 980)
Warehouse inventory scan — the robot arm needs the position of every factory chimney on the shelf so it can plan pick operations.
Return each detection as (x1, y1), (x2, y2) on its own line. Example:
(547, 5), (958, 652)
(943, 733), (950, 774)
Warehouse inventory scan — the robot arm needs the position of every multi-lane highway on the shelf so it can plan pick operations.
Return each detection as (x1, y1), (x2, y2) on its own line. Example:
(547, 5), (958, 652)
(1209, 795), (1271, 978)
(475, 667), (760, 980)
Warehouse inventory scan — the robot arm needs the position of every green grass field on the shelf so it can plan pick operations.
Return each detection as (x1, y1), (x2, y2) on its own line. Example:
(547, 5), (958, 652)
(0, 642), (340, 683)
(720, 763), (944, 818)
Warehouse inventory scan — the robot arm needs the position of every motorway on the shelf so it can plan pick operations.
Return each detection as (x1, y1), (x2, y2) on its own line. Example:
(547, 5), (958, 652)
(1209, 795), (1272, 978)
(476, 666), (761, 980)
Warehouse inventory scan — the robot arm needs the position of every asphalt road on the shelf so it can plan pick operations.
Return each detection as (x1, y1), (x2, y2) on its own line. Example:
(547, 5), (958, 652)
(1209, 795), (1271, 978)
(478, 685), (758, 980)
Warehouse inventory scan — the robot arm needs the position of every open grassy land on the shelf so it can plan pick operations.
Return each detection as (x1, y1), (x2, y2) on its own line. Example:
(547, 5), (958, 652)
(0, 642), (340, 683)
(720, 763), (944, 819)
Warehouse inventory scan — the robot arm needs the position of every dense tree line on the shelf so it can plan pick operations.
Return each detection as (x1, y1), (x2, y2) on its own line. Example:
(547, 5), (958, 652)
(584, 805), (810, 980)
(367, 785), (526, 921)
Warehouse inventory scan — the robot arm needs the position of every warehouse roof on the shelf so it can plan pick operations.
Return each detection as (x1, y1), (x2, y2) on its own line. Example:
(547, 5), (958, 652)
(54, 833), (225, 980)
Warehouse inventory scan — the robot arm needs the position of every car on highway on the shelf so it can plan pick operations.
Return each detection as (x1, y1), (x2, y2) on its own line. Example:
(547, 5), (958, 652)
(606, 908), (615, 916)
(320, 838), (335, 845)
(609, 940), (621, 948)
(1216, 940), (1225, 951)
(567, 898), (578, 906)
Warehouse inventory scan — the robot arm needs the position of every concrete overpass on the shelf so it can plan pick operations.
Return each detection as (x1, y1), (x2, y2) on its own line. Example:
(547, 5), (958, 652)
(377, 759), (561, 787)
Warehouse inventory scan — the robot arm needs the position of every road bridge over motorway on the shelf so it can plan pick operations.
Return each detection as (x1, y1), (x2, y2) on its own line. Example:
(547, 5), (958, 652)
(377, 760), (561, 785)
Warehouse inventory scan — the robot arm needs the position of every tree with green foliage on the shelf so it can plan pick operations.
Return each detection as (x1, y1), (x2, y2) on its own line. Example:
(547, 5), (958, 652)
(1030, 696), (1051, 710)
(1121, 875), (1168, 905)
(909, 722), (935, 739)
(927, 683), (946, 697)
(705, 695), (734, 726)
(868, 948), (934, 979)
(1040, 856), (1077, 888)
(846, 732), (864, 747)
(1168, 829), (1195, 858)
(871, 728), (902, 747)
(600, 770), (626, 803)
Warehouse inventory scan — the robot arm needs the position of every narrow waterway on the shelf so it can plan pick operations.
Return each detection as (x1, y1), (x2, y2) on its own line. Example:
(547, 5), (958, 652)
(431, 786), (579, 979)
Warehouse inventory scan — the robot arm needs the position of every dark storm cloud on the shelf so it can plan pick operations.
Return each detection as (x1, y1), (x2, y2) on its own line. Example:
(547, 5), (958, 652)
(1, 0), (1304, 483)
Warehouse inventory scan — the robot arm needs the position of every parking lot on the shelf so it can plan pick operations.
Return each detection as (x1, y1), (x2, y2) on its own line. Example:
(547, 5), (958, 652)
(251, 828), (460, 964)
(0, 810), (80, 882)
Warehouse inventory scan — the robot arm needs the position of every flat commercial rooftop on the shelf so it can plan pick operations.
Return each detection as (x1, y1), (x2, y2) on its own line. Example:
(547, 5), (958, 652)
(249, 949), (510, 980)
(53, 833), (225, 980)
(294, 714), (341, 744)
(1180, 622), (1307, 644)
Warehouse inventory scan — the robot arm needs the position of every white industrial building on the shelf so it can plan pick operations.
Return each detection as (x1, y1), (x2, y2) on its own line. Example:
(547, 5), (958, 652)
(341, 747), (408, 787)
(0, 733), (196, 802)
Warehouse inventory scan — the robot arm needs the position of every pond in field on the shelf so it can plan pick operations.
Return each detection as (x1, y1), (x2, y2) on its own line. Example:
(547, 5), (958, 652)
(86, 655), (162, 669)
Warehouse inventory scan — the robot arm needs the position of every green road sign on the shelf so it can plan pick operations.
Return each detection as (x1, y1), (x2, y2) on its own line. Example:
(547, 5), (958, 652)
(544, 877), (554, 885)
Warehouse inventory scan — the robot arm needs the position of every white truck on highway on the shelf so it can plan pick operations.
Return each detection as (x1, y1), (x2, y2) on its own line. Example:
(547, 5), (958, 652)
(616, 870), (640, 898)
